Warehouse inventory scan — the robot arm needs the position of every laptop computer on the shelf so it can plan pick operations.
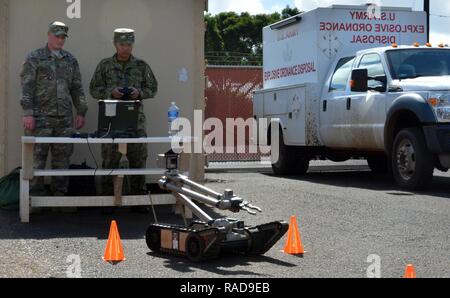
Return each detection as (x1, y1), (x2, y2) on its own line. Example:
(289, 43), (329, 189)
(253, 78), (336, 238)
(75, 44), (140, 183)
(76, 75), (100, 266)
(97, 100), (141, 138)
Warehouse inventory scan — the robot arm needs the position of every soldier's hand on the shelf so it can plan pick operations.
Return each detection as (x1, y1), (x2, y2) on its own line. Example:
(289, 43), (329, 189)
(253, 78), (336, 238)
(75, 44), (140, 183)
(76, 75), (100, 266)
(130, 87), (140, 99)
(23, 116), (35, 131)
(75, 116), (86, 130)
(112, 87), (124, 99)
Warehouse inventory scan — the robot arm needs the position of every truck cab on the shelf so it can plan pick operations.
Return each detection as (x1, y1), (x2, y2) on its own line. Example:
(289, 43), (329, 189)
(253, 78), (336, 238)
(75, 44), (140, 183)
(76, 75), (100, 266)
(319, 45), (450, 189)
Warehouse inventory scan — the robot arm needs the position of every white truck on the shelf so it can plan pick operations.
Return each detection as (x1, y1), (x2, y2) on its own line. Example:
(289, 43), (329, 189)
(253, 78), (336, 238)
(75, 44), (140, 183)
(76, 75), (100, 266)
(253, 4), (450, 190)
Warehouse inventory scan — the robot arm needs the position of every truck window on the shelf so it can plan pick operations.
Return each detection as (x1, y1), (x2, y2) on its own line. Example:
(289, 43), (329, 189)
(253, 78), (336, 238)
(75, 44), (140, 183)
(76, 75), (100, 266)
(358, 54), (386, 89)
(329, 57), (355, 92)
(386, 49), (450, 79)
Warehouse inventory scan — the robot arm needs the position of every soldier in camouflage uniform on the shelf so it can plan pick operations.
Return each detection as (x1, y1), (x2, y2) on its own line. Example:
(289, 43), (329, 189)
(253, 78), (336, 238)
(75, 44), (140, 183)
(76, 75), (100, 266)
(90, 28), (158, 195)
(20, 21), (88, 196)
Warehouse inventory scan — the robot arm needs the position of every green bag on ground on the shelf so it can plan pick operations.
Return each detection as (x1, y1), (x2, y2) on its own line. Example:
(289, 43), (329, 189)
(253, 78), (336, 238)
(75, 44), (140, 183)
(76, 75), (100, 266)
(0, 167), (20, 210)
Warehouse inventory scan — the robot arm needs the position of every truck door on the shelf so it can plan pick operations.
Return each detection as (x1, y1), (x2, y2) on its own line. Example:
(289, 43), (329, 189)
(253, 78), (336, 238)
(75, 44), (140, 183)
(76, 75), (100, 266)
(347, 53), (388, 150)
(285, 87), (306, 145)
(262, 87), (306, 146)
(320, 56), (356, 148)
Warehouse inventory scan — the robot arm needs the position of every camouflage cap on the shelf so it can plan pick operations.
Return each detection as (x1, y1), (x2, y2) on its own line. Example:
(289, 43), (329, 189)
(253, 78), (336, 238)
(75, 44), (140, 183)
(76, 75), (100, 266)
(49, 21), (69, 37)
(114, 28), (135, 44)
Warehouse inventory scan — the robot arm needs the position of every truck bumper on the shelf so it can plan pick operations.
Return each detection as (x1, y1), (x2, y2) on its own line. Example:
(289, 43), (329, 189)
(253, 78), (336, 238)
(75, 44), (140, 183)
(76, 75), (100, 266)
(423, 124), (450, 154)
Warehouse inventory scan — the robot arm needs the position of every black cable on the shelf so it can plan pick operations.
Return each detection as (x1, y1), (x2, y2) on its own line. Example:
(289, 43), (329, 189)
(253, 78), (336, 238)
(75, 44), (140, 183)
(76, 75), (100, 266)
(86, 137), (99, 177)
(105, 137), (116, 177)
(98, 120), (115, 177)
(83, 120), (122, 191)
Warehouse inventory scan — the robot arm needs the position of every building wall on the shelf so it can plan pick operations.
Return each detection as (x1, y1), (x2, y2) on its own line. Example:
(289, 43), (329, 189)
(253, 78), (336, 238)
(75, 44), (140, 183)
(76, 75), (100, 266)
(0, 0), (9, 175)
(0, 0), (205, 180)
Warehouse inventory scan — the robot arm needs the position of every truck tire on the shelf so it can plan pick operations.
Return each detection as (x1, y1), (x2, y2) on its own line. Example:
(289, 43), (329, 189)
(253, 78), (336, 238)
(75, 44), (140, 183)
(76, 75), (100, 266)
(391, 128), (435, 190)
(367, 155), (390, 174)
(271, 129), (310, 176)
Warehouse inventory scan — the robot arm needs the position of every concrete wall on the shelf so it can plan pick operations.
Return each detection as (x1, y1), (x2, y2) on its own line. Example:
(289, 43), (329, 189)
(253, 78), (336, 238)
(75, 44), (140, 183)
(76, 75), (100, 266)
(0, 0), (205, 180)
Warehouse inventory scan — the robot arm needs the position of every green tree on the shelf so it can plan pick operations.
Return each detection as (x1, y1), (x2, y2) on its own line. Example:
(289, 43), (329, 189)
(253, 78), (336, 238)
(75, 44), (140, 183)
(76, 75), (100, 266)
(281, 5), (301, 19)
(205, 14), (224, 52)
(205, 6), (301, 66)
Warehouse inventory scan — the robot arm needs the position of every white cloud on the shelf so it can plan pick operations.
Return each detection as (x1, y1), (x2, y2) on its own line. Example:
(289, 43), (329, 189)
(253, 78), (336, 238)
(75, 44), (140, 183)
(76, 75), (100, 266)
(270, 4), (286, 14)
(208, 0), (267, 15)
(293, 0), (423, 12)
(294, 0), (361, 11)
(431, 15), (450, 43)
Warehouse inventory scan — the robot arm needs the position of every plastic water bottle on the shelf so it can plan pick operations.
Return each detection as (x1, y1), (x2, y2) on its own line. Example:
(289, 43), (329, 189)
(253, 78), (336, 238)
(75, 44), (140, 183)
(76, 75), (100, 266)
(168, 102), (180, 136)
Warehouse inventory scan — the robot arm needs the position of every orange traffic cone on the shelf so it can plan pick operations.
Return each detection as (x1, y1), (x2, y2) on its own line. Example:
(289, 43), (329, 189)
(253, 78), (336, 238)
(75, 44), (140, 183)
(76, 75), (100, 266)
(102, 220), (126, 263)
(283, 216), (305, 255)
(403, 264), (416, 278)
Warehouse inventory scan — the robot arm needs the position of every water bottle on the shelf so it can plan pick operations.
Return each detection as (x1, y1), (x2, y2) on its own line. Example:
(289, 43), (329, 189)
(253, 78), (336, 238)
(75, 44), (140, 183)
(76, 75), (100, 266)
(168, 102), (180, 136)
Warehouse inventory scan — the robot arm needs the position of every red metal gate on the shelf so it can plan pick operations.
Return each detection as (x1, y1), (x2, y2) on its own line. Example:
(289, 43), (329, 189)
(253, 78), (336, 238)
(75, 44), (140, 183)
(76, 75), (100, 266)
(205, 66), (263, 162)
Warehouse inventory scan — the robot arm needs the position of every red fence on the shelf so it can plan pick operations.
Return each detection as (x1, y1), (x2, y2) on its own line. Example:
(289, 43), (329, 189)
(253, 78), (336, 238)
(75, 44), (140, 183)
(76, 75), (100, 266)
(205, 66), (264, 162)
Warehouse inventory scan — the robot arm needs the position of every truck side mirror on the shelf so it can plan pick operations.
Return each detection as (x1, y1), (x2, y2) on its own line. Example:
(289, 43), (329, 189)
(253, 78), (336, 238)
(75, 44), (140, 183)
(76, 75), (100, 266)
(350, 69), (368, 92)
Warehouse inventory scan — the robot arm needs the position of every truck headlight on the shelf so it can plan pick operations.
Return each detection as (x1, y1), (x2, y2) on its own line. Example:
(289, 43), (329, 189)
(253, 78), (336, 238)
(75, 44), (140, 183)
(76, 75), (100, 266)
(427, 94), (450, 122)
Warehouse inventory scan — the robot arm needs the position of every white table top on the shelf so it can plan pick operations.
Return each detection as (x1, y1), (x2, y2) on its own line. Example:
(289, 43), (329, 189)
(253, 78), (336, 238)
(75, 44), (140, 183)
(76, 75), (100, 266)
(22, 136), (197, 144)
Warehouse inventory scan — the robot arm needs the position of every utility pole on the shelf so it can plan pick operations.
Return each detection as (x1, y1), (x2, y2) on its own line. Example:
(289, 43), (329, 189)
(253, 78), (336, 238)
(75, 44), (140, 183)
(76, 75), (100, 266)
(424, 0), (430, 41)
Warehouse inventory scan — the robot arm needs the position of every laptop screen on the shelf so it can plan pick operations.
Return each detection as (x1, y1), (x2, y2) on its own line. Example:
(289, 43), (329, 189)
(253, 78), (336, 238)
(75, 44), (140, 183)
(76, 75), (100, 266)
(97, 100), (141, 138)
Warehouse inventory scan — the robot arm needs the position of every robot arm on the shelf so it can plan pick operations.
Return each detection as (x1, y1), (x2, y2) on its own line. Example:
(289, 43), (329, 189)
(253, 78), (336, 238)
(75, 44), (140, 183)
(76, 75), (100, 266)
(159, 175), (262, 215)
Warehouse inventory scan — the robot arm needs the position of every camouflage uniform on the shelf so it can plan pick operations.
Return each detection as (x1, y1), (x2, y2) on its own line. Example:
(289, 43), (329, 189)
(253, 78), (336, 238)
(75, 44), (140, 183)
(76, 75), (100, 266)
(20, 22), (87, 195)
(89, 29), (158, 195)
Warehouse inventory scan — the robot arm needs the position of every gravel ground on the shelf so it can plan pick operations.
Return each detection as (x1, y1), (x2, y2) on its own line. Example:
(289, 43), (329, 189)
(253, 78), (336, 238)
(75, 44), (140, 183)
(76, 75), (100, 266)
(0, 161), (449, 278)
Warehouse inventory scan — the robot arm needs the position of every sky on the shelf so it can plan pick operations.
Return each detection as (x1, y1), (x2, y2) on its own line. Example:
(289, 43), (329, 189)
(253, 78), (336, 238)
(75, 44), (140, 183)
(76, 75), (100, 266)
(208, 0), (450, 43)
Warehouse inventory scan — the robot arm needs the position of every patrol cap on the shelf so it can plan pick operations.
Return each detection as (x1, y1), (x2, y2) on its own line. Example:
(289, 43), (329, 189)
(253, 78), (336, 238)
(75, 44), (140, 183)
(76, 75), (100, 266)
(49, 21), (69, 37)
(114, 28), (135, 44)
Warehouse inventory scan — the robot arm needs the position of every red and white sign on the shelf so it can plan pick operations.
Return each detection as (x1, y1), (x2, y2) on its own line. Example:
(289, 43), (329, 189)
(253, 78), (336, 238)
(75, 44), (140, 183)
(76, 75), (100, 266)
(263, 6), (427, 89)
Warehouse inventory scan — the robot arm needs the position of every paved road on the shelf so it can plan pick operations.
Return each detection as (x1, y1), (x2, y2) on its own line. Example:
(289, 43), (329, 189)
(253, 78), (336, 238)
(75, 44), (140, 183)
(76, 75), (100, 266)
(1, 161), (449, 278)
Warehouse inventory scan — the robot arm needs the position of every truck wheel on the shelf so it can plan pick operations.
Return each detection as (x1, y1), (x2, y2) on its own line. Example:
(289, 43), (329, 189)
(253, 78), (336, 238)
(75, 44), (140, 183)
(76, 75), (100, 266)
(391, 128), (434, 190)
(271, 129), (309, 176)
(367, 156), (390, 174)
